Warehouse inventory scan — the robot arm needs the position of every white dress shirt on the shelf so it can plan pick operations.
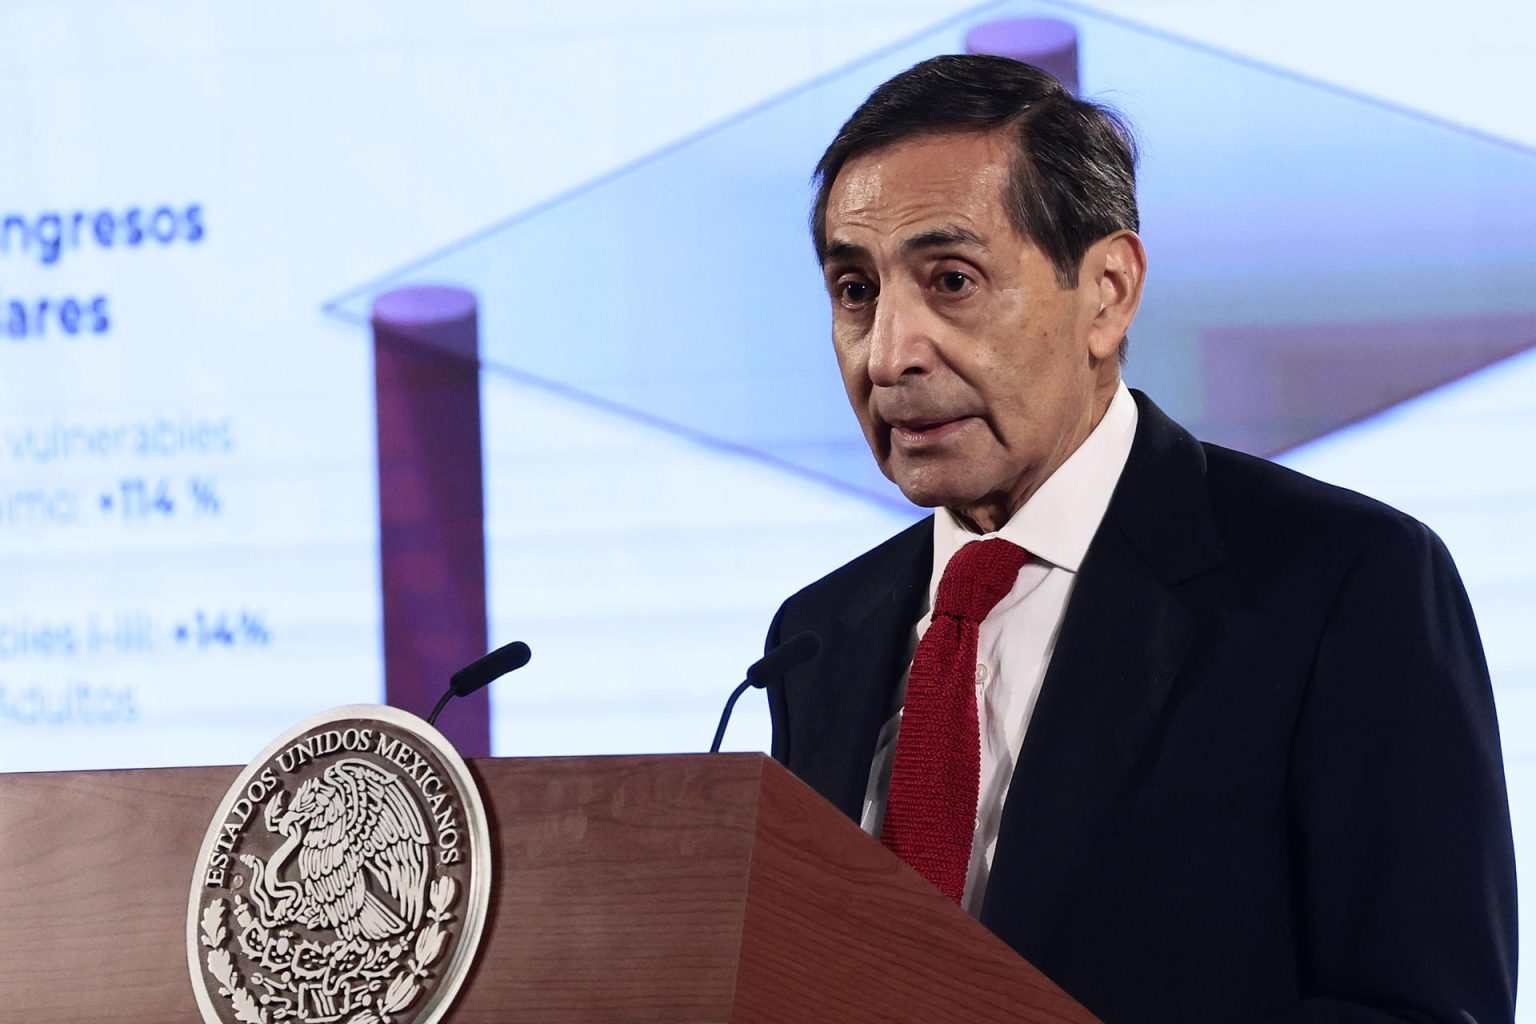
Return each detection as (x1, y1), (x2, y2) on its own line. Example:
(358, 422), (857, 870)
(860, 381), (1139, 915)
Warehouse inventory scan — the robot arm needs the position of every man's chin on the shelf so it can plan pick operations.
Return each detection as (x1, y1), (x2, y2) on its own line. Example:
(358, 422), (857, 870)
(885, 470), (1012, 532)
(879, 450), (998, 508)
(889, 476), (978, 515)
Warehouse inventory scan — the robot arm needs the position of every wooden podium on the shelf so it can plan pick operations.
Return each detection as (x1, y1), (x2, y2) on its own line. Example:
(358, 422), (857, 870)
(0, 753), (1095, 1022)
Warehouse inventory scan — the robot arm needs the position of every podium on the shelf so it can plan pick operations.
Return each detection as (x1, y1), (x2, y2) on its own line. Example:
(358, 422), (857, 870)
(0, 753), (1095, 1022)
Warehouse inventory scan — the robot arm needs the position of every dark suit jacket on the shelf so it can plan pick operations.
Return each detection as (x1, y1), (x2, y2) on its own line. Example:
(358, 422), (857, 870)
(764, 391), (1516, 1023)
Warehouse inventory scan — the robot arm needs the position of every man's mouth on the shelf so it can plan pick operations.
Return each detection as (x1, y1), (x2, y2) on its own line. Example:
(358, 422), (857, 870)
(888, 416), (974, 446)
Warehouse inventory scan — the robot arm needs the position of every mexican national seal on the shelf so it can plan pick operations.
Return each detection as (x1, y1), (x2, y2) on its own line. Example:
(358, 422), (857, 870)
(187, 705), (491, 1024)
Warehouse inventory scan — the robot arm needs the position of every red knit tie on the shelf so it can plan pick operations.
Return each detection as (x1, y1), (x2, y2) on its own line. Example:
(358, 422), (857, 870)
(881, 537), (1028, 904)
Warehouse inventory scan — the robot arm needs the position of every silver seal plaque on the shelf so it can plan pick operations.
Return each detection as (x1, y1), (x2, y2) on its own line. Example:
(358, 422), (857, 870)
(187, 705), (492, 1024)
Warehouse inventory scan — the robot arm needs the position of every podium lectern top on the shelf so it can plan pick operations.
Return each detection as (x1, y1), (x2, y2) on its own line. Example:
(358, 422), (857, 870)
(0, 753), (1095, 1023)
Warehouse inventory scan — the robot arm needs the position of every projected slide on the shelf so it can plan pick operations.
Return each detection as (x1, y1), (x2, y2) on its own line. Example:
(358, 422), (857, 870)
(318, 2), (1536, 757)
(0, 185), (384, 768)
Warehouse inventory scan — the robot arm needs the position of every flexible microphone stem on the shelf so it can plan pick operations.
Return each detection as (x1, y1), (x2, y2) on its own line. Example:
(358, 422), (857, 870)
(709, 630), (820, 753)
(427, 688), (456, 728)
(428, 640), (532, 728)
(709, 679), (755, 754)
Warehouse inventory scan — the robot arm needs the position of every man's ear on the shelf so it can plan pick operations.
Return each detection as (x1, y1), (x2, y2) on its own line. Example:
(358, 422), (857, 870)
(1083, 230), (1146, 361)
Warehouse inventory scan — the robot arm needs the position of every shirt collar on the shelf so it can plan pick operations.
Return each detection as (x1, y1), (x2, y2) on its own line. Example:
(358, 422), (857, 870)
(929, 380), (1138, 601)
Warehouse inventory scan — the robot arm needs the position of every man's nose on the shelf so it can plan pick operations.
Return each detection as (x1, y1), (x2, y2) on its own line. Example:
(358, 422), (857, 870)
(866, 291), (934, 387)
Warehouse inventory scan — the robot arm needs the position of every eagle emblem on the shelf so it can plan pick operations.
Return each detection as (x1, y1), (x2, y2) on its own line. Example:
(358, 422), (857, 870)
(241, 759), (430, 944)
(188, 707), (490, 1024)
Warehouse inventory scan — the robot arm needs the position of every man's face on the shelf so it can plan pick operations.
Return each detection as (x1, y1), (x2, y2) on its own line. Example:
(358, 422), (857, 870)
(821, 130), (1125, 533)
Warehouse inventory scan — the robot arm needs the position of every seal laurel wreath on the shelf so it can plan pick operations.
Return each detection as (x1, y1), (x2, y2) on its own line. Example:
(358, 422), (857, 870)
(188, 706), (491, 1024)
(197, 875), (458, 1024)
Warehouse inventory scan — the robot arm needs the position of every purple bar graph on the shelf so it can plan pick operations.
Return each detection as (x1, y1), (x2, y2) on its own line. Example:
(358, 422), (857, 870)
(371, 285), (490, 756)
(965, 18), (1080, 94)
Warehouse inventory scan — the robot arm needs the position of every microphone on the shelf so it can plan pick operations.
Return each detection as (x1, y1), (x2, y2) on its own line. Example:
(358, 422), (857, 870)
(427, 640), (533, 727)
(709, 631), (821, 753)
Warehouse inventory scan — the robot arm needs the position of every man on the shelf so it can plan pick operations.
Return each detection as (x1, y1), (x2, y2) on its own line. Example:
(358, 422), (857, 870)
(762, 55), (1516, 1022)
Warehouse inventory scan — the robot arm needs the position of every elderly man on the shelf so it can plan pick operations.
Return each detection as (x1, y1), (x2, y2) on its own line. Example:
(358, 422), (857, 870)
(762, 54), (1515, 1022)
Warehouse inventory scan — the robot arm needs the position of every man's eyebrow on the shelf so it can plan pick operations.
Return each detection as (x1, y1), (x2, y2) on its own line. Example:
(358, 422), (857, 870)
(822, 239), (867, 266)
(901, 224), (988, 254)
(821, 225), (988, 267)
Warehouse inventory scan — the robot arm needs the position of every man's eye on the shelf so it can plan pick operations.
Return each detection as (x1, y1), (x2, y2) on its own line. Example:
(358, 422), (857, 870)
(838, 280), (874, 306)
(936, 271), (972, 294)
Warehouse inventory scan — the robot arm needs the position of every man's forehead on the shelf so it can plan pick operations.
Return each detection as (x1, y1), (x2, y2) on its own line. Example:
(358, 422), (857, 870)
(823, 131), (1015, 259)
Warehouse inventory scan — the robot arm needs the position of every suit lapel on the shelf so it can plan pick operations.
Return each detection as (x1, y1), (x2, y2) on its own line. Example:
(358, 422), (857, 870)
(980, 392), (1225, 952)
(788, 518), (932, 822)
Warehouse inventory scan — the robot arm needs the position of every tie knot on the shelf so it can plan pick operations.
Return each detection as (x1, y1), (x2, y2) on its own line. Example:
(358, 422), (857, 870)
(932, 538), (1029, 623)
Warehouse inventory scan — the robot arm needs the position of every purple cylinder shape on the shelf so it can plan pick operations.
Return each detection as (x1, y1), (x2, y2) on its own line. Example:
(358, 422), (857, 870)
(371, 284), (490, 757)
(965, 18), (1080, 95)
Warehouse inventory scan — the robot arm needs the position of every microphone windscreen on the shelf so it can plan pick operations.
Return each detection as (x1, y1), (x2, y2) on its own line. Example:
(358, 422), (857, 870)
(745, 630), (821, 687)
(450, 640), (532, 697)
